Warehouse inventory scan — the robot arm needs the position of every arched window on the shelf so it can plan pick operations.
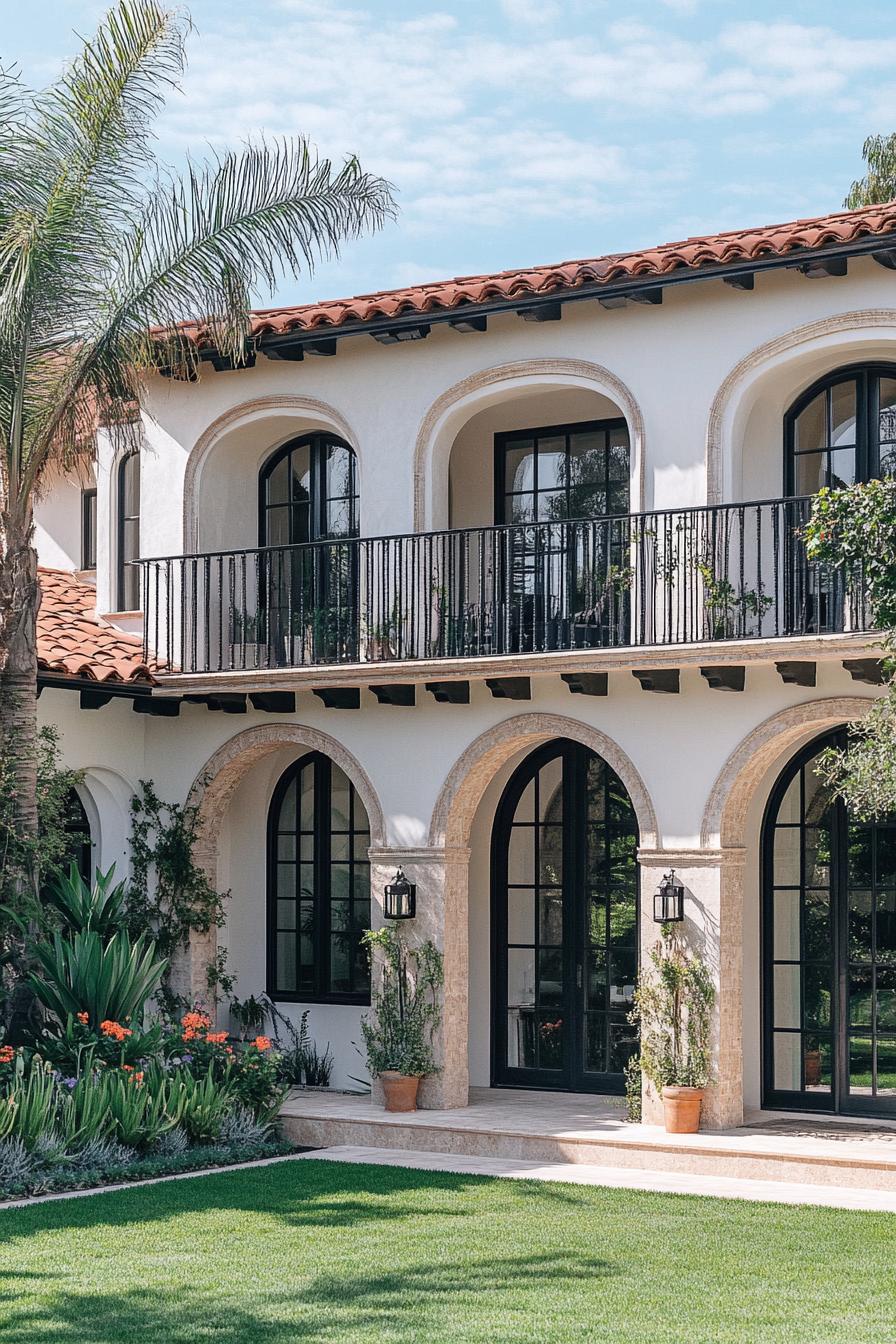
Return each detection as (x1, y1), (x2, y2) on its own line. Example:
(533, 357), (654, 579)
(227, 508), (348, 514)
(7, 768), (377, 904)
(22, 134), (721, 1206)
(63, 788), (93, 885)
(259, 433), (359, 546)
(41, 787), (93, 902)
(117, 449), (141, 610)
(267, 753), (370, 1003)
(785, 364), (896, 496)
(763, 729), (896, 1116)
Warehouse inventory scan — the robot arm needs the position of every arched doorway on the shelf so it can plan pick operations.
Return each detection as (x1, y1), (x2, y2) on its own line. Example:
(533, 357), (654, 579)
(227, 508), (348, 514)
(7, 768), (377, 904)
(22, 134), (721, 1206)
(491, 739), (639, 1094)
(763, 729), (896, 1116)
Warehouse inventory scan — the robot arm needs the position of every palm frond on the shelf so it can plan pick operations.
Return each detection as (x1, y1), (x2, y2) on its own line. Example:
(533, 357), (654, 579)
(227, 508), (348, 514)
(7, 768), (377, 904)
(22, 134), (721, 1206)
(108, 139), (395, 363)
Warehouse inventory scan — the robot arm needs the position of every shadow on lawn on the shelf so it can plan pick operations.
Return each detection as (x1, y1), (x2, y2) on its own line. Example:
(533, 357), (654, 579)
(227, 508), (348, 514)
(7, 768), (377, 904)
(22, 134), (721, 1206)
(0, 1159), (481, 1241)
(0, 1250), (612, 1343)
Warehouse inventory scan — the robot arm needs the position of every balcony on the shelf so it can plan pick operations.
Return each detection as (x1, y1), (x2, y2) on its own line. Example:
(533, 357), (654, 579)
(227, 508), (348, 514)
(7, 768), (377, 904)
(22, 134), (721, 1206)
(140, 497), (872, 681)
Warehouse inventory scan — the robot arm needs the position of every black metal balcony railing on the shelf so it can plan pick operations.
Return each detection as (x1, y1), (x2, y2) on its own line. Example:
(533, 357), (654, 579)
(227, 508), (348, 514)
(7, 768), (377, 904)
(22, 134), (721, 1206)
(140, 497), (870, 675)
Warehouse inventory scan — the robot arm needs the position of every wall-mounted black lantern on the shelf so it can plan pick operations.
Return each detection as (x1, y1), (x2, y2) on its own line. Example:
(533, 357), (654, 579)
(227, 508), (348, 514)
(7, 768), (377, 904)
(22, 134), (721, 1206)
(653, 869), (685, 924)
(384, 867), (416, 920)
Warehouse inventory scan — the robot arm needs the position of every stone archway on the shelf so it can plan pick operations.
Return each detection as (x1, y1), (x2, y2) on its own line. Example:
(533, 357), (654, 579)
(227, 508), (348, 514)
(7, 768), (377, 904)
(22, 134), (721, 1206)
(700, 696), (875, 850)
(418, 714), (658, 1109)
(430, 711), (658, 852)
(175, 725), (385, 1004)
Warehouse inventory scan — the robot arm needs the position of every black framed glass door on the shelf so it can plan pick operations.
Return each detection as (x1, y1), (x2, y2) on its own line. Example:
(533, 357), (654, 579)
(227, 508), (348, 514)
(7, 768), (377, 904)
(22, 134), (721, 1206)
(495, 420), (631, 652)
(763, 730), (896, 1115)
(491, 739), (639, 1093)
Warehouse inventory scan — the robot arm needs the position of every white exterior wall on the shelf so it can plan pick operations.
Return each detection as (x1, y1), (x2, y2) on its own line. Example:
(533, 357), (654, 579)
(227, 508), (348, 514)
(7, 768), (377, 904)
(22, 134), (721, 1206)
(30, 250), (896, 1112)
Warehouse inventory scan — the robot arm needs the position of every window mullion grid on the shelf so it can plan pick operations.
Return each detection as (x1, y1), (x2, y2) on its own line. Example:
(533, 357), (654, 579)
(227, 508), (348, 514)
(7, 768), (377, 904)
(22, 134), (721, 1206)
(315, 755), (331, 999)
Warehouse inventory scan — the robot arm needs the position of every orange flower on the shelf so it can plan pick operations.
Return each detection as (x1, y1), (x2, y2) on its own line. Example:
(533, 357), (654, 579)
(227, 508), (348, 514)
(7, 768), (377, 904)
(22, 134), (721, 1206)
(76, 1012), (89, 1025)
(122, 1064), (134, 1072)
(182, 1028), (197, 1042)
(253, 1036), (272, 1052)
(225, 1046), (234, 1055)
(0, 1045), (14, 1064)
(134, 1071), (144, 1084)
(100, 1020), (131, 1042)
(206, 1031), (228, 1045)
(181, 1010), (211, 1032)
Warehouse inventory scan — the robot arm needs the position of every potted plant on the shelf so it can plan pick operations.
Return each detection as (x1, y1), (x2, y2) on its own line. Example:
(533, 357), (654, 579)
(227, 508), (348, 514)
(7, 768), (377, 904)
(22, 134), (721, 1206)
(632, 925), (714, 1133)
(360, 926), (443, 1112)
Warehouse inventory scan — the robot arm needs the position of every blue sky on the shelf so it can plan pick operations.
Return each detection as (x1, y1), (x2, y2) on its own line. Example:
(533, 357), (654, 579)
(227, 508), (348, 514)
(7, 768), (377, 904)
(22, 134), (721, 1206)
(6, 0), (896, 309)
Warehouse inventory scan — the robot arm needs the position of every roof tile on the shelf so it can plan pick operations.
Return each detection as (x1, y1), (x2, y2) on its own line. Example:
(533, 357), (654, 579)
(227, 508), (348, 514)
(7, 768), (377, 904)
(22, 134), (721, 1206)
(164, 203), (896, 350)
(37, 568), (158, 685)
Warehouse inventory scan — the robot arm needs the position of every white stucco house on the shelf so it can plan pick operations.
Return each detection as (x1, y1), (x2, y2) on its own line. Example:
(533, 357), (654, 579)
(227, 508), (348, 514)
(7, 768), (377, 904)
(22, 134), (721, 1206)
(34, 200), (896, 1128)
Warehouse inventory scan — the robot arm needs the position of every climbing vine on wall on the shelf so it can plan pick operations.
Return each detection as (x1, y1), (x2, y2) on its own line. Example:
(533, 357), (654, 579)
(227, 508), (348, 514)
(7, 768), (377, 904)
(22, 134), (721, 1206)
(127, 780), (233, 1012)
(805, 480), (896, 819)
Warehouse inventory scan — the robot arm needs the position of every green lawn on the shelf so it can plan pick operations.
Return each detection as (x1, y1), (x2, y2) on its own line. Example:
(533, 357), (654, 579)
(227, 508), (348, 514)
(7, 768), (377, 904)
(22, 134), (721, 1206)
(1, 1158), (895, 1343)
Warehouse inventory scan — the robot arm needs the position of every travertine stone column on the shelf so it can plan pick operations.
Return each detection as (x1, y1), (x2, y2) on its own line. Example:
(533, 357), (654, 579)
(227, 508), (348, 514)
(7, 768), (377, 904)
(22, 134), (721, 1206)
(637, 847), (746, 1130)
(369, 845), (472, 1109)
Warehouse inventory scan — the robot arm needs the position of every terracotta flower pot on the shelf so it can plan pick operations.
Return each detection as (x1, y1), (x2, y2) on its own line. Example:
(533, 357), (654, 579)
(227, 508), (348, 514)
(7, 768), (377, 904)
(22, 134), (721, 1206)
(661, 1085), (704, 1133)
(380, 1071), (421, 1112)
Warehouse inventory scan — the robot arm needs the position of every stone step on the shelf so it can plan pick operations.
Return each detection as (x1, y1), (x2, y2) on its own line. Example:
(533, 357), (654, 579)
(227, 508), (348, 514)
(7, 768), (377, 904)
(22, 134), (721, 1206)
(280, 1108), (896, 1194)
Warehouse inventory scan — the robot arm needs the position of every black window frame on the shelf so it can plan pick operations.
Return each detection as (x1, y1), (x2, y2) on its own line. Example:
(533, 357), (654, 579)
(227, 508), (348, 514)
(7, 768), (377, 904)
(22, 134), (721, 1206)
(81, 488), (97, 571)
(258, 432), (359, 546)
(116, 449), (141, 611)
(266, 751), (371, 1005)
(494, 417), (631, 526)
(784, 362), (896, 496)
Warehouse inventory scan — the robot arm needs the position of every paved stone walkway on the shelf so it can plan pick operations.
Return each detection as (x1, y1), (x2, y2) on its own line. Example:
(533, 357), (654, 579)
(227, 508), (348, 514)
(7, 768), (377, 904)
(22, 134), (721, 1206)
(298, 1144), (896, 1213)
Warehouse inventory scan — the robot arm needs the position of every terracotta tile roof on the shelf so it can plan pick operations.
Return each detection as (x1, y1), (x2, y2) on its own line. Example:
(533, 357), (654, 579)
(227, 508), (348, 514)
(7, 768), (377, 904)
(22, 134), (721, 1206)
(166, 202), (896, 350)
(37, 568), (157, 684)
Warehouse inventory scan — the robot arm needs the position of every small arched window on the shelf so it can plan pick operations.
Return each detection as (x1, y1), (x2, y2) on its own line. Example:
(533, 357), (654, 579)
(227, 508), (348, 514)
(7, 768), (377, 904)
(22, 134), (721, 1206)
(41, 788), (93, 902)
(785, 364), (896, 496)
(117, 449), (141, 610)
(267, 753), (370, 1003)
(259, 433), (359, 546)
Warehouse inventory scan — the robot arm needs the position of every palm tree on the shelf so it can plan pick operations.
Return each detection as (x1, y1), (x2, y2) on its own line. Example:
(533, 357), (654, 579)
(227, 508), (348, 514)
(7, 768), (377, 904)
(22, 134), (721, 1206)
(845, 134), (896, 208)
(0, 2), (395, 916)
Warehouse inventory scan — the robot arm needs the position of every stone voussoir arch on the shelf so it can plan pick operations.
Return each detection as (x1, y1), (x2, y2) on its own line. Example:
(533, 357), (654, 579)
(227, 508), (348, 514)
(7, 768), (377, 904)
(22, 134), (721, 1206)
(700, 695), (877, 850)
(706, 309), (896, 505)
(182, 394), (358, 551)
(429, 712), (658, 852)
(187, 723), (387, 867)
(413, 357), (647, 530)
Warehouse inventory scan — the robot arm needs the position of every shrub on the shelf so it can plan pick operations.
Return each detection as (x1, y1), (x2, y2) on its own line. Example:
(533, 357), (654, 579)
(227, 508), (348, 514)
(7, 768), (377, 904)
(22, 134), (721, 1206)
(228, 1038), (287, 1124)
(633, 928), (715, 1092)
(0, 1138), (32, 1185)
(220, 1104), (270, 1148)
(29, 929), (167, 1028)
(266, 1004), (333, 1088)
(361, 928), (443, 1078)
(101, 1070), (175, 1150)
(168, 1067), (234, 1145)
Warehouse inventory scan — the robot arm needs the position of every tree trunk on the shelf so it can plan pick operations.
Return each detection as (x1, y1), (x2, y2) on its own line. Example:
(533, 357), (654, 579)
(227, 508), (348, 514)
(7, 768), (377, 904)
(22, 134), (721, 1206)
(0, 514), (41, 1039)
(0, 518), (40, 852)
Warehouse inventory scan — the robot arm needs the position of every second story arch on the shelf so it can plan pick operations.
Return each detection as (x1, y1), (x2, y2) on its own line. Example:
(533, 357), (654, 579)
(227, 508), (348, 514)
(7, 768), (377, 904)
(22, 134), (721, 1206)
(181, 395), (359, 553)
(413, 359), (646, 533)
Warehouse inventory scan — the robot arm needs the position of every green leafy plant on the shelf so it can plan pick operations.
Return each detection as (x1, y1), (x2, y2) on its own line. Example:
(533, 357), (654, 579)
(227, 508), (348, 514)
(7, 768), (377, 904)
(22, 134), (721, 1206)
(230, 994), (268, 1040)
(360, 928), (443, 1078)
(43, 863), (128, 938)
(265, 1001), (334, 1087)
(29, 929), (167, 1028)
(624, 1054), (642, 1123)
(168, 1066), (235, 1145)
(5, 1058), (60, 1150)
(100, 1070), (174, 1149)
(805, 481), (896, 818)
(632, 928), (715, 1091)
(695, 556), (773, 640)
(126, 780), (230, 1010)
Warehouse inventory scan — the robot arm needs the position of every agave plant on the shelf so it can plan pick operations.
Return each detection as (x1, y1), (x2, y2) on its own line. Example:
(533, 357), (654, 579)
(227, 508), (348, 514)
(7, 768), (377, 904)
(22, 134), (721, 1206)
(42, 865), (129, 937)
(28, 929), (167, 1028)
